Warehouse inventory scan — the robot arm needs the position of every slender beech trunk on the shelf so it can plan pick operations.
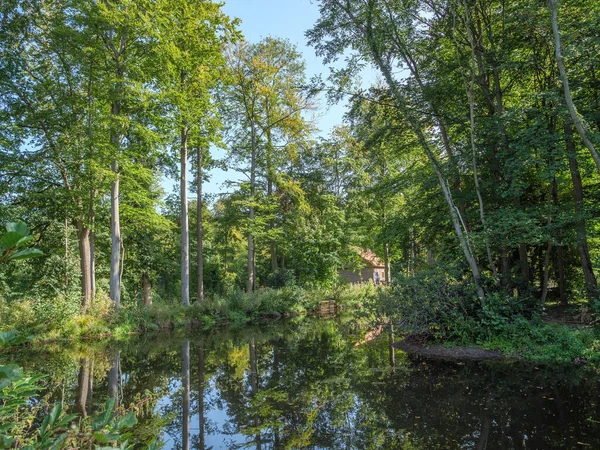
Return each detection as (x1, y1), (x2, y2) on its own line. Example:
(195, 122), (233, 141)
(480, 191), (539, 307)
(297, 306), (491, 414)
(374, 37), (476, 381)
(182, 341), (190, 450)
(550, 0), (600, 175)
(384, 241), (391, 284)
(266, 129), (277, 274)
(87, 70), (96, 299)
(89, 224), (95, 298)
(388, 324), (396, 374)
(109, 101), (122, 309)
(541, 187), (554, 305)
(501, 246), (511, 288)
(269, 178), (277, 275)
(142, 272), (152, 306)
(197, 146), (204, 303)
(247, 120), (257, 292)
(64, 217), (68, 292)
(564, 118), (598, 301)
(76, 222), (93, 310)
(464, 15), (498, 282)
(181, 77), (190, 306)
(556, 246), (567, 305)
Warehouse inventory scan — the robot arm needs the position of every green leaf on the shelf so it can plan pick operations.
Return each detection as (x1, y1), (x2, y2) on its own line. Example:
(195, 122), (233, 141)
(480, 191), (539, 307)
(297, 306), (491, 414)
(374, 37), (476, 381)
(92, 432), (109, 444)
(10, 248), (43, 261)
(5, 222), (29, 236)
(0, 434), (16, 449)
(0, 331), (17, 346)
(15, 235), (33, 248)
(0, 232), (22, 251)
(56, 413), (78, 427)
(41, 403), (62, 437)
(48, 432), (68, 450)
(0, 364), (23, 381)
(93, 398), (116, 431)
(115, 412), (137, 431)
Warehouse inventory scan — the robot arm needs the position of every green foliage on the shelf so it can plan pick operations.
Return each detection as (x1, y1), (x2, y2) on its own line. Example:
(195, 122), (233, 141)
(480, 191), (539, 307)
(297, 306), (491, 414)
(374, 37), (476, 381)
(0, 222), (42, 265)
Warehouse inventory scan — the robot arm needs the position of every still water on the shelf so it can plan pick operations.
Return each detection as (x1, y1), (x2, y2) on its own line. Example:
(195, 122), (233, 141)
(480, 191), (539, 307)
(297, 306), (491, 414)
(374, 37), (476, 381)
(7, 317), (600, 449)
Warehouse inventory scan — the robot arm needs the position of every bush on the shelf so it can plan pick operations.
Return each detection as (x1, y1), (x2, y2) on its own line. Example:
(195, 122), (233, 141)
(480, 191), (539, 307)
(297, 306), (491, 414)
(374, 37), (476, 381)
(380, 267), (480, 339)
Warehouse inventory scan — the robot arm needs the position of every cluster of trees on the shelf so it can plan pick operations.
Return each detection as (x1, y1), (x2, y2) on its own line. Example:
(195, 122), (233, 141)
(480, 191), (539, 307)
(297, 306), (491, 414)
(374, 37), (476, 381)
(308, 0), (600, 306)
(2, 0), (600, 313)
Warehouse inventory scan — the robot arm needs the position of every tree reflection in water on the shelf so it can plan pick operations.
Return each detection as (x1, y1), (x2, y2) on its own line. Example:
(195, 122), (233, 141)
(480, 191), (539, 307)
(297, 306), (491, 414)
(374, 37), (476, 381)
(9, 318), (600, 449)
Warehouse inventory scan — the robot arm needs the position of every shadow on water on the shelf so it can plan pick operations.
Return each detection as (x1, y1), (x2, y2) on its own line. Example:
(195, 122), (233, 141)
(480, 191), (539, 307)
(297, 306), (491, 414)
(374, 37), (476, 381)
(5, 317), (600, 449)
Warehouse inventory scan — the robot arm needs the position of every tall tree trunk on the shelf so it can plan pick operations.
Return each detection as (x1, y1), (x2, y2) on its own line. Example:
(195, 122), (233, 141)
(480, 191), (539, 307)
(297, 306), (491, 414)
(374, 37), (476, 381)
(556, 246), (567, 305)
(550, 0), (600, 175)
(564, 118), (598, 301)
(142, 272), (152, 306)
(89, 226), (95, 298)
(182, 340), (190, 450)
(366, 37), (485, 302)
(109, 87), (122, 310)
(76, 221), (93, 311)
(267, 133), (277, 275)
(464, 19), (498, 282)
(501, 246), (511, 288)
(540, 187), (554, 305)
(247, 121), (257, 292)
(384, 241), (391, 284)
(197, 146), (204, 303)
(181, 108), (190, 306)
(64, 217), (69, 293)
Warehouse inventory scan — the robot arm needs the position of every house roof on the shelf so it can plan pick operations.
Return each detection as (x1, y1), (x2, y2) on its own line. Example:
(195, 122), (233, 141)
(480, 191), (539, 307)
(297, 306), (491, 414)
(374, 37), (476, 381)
(357, 247), (385, 268)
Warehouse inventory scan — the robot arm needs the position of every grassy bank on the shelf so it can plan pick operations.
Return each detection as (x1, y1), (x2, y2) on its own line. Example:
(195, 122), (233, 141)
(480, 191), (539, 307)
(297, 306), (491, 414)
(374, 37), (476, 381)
(0, 284), (378, 342)
(380, 268), (600, 366)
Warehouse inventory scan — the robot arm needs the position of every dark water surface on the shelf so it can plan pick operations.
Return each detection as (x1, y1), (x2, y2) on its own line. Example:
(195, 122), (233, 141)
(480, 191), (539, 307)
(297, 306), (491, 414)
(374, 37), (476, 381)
(6, 317), (600, 449)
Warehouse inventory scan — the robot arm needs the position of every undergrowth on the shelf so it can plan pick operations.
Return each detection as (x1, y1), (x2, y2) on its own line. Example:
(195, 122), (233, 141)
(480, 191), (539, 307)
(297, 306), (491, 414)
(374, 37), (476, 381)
(0, 284), (378, 342)
(380, 267), (600, 365)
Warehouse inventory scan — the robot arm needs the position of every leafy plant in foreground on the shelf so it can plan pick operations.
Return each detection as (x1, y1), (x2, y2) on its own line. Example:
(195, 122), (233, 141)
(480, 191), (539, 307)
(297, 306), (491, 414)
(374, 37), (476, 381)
(0, 222), (42, 265)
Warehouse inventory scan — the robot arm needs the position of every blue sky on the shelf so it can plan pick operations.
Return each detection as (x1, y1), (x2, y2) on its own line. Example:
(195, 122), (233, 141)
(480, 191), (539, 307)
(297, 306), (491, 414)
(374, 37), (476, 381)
(164, 0), (376, 199)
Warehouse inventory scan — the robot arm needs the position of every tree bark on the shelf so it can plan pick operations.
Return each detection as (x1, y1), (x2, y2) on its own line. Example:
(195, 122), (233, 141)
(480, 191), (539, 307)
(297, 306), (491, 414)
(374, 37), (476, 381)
(247, 120), (257, 292)
(464, 19), (498, 282)
(556, 245), (567, 305)
(550, 0), (600, 175)
(384, 241), (391, 284)
(181, 101), (190, 306)
(76, 221), (93, 311)
(142, 272), (152, 306)
(359, 13), (485, 302)
(564, 118), (598, 301)
(109, 114), (122, 309)
(197, 146), (204, 303)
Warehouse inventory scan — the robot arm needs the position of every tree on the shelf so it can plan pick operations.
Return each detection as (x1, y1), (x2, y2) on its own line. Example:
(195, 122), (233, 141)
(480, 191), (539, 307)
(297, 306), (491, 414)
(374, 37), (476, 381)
(155, 0), (238, 305)
(223, 38), (314, 292)
(308, 0), (486, 300)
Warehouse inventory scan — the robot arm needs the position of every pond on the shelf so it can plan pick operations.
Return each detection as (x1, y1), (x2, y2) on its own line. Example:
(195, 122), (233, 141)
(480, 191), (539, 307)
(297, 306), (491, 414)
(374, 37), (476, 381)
(5, 317), (600, 449)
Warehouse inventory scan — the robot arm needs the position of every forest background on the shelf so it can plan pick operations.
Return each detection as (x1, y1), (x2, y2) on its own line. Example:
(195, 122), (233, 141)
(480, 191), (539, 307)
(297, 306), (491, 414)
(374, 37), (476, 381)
(1, 0), (600, 357)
